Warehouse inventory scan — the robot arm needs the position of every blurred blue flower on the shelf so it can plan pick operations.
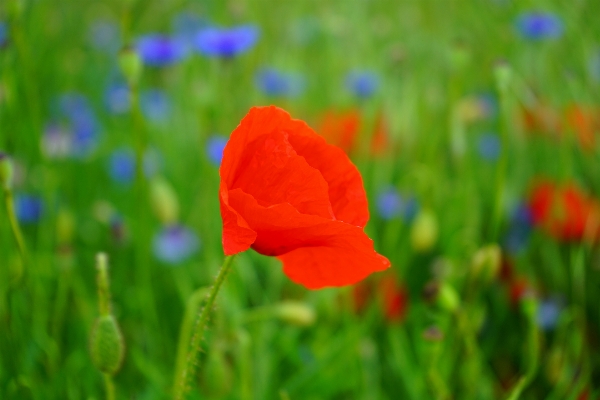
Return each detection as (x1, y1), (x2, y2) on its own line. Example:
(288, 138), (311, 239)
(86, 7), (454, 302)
(172, 12), (209, 46)
(108, 148), (163, 184)
(477, 93), (498, 119)
(89, 20), (120, 53)
(516, 12), (563, 40)
(376, 187), (419, 221)
(0, 21), (8, 47)
(255, 68), (305, 97)
(503, 204), (533, 255)
(346, 71), (379, 98)
(153, 225), (199, 264)
(109, 149), (135, 184)
(141, 89), (171, 123)
(105, 83), (131, 114)
(195, 25), (259, 57)
(477, 133), (501, 161)
(137, 34), (188, 67)
(589, 50), (600, 83)
(57, 93), (101, 157)
(15, 195), (44, 224)
(206, 135), (228, 166)
(536, 297), (563, 331)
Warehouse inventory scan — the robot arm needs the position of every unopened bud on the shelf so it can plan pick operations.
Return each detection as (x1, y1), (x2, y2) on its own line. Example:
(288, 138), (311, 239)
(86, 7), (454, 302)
(437, 283), (460, 312)
(494, 60), (512, 94)
(471, 244), (501, 282)
(410, 209), (438, 252)
(275, 301), (316, 326)
(56, 209), (76, 245)
(118, 46), (142, 86)
(0, 152), (14, 190)
(449, 41), (471, 72)
(90, 315), (125, 375)
(150, 178), (179, 225)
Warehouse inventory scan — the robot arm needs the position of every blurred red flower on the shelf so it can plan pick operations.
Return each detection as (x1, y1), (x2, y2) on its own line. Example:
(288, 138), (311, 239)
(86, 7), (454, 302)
(219, 106), (390, 289)
(317, 109), (389, 155)
(565, 104), (598, 151)
(351, 272), (408, 323)
(529, 180), (600, 242)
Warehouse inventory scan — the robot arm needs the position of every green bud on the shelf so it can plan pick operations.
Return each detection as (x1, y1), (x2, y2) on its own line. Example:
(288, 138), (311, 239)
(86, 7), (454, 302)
(150, 177), (179, 225)
(0, 152), (14, 190)
(89, 315), (125, 376)
(274, 301), (316, 326)
(410, 209), (438, 252)
(201, 343), (232, 398)
(437, 283), (460, 312)
(118, 46), (142, 86)
(471, 244), (501, 283)
(494, 60), (512, 93)
(56, 209), (76, 245)
(448, 41), (471, 72)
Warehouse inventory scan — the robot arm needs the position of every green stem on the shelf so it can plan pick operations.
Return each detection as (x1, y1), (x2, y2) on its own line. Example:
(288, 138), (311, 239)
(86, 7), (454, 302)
(4, 187), (27, 273)
(104, 373), (115, 400)
(173, 255), (236, 400)
(505, 299), (539, 400)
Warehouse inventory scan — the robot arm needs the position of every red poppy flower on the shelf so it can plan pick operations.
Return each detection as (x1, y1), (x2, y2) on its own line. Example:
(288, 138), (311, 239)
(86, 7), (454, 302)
(529, 180), (600, 242)
(219, 106), (390, 289)
(379, 274), (409, 322)
(565, 104), (598, 151)
(317, 109), (390, 155)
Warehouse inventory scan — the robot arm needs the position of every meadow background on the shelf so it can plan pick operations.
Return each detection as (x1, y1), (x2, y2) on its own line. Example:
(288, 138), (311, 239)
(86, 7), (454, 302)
(1, 0), (600, 399)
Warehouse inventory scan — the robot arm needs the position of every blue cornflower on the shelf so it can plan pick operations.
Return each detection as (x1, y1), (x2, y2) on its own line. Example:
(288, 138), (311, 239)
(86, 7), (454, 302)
(376, 187), (419, 221)
(57, 93), (101, 157)
(141, 89), (171, 123)
(153, 225), (199, 264)
(108, 148), (163, 184)
(536, 297), (563, 331)
(255, 68), (305, 98)
(503, 204), (533, 255)
(109, 149), (135, 184)
(516, 12), (564, 40)
(15, 195), (44, 223)
(105, 83), (131, 114)
(195, 25), (259, 57)
(137, 34), (188, 66)
(0, 21), (8, 47)
(477, 133), (501, 161)
(206, 135), (228, 166)
(346, 71), (379, 98)
(89, 20), (120, 53)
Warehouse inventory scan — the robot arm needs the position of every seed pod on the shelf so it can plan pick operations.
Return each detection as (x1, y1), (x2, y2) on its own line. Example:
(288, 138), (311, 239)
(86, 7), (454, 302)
(471, 244), (501, 283)
(89, 315), (125, 375)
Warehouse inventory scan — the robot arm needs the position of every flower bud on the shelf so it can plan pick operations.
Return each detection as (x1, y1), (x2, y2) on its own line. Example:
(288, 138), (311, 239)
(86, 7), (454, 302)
(0, 152), (14, 190)
(150, 177), (179, 225)
(437, 283), (460, 312)
(56, 209), (76, 245)
(89, 315), (125, 375)
(471, 244), (501, 283)
(448, 41), (471, 72)
(274, 301), (316, 326)
(422, 325), (444, 342)
(118, 46), (142, 86)
(410, 209), (438, 252)
(494, 60), (512, 94)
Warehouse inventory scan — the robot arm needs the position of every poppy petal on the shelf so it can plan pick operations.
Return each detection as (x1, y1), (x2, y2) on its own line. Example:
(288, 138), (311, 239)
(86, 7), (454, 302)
(219, 183), (257, 255)
(227, 187), (389, 287)
(230, 129), (333, 219)
(221, 106), (369, 227)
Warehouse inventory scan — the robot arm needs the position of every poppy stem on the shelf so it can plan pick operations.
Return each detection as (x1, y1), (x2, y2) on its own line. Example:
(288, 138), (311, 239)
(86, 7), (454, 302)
(3, 185), (28, 276)
(173, 254), (236, 400)
(504, 296), (539, 400)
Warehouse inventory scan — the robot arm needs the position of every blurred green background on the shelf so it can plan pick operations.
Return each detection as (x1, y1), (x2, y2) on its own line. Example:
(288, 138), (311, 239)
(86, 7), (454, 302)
(1, 0), (600, 399)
